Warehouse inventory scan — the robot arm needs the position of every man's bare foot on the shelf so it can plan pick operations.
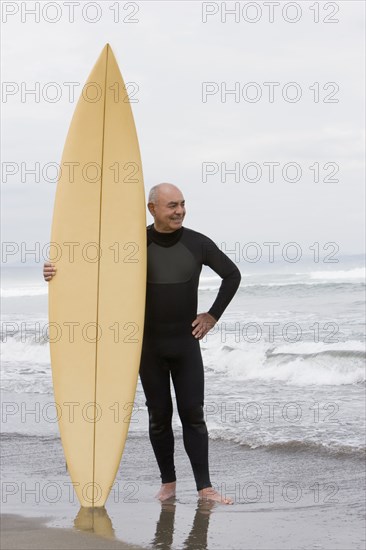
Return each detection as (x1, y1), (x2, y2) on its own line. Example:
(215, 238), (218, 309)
(155, 481), (176, 502)
(198, 486), (233, 505)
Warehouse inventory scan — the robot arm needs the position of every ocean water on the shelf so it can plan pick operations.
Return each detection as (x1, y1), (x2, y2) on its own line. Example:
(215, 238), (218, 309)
(1, 257), (365, 548)
(1, 258), (365, 455)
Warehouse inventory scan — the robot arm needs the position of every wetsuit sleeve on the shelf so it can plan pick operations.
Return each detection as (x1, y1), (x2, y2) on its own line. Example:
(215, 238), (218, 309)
(201, 235), (241, 321)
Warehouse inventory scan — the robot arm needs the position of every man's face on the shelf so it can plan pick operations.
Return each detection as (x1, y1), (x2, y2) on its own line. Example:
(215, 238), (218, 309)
(149, 188), (186, 232)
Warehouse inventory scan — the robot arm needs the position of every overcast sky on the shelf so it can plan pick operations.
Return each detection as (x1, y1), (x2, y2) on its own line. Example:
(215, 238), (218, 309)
(1, 1), (365, 266)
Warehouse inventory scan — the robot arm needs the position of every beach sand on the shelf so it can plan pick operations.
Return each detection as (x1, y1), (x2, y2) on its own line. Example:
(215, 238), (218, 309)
(1, 432), (365, 550)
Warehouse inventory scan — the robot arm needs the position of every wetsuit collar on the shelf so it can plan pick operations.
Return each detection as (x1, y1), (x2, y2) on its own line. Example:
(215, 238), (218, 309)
(148, 224), (184, 247)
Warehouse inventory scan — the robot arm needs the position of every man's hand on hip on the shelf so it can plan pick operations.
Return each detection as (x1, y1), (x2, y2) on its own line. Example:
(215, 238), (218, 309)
(192, 313), (217, 340)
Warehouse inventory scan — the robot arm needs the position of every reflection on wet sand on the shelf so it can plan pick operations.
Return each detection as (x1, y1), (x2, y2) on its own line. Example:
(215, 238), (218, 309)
(151, 499), (216, 550)
(74, 506), (116, 540)
(73, 498), (216, 549)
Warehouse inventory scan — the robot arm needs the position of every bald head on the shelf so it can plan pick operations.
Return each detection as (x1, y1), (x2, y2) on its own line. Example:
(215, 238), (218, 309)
(148, 183), (186, 233)
(148, 183), (183, 205)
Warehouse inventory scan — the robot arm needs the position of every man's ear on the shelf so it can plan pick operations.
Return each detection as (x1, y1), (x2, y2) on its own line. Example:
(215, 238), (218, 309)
(147, 202), (155, 217)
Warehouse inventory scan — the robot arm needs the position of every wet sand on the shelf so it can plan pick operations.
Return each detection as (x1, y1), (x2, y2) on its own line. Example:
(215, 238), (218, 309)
(1, 434), (365, 549)
(1, 514), (144, 550)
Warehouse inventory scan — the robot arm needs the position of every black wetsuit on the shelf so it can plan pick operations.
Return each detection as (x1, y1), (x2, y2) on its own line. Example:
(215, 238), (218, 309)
(139, 224), (241, 491)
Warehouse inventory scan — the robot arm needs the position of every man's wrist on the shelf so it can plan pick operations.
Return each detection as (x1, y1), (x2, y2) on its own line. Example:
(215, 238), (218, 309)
(208, 311), (218, 322)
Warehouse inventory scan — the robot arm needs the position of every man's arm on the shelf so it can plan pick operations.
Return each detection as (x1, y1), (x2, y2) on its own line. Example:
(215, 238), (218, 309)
(201, 235), (241, 321)
(191, 234), (241, 339)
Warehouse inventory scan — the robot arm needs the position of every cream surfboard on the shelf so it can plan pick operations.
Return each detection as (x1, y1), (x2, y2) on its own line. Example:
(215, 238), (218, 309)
(48, 44), (146, 507)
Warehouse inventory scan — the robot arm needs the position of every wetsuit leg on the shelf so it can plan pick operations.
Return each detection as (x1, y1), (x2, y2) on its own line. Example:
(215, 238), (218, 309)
(139, 337), (176, 484)
(170, 336), (212, 491)
(139, 330), (212, 490)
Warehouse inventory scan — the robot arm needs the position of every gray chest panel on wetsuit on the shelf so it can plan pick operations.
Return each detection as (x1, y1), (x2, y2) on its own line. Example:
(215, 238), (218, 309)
(147, 241), (196, 284)
(145, 224), (241, 324)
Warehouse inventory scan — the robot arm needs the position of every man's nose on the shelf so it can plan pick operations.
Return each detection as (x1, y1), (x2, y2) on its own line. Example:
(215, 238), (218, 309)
(175, 205), (185, 215)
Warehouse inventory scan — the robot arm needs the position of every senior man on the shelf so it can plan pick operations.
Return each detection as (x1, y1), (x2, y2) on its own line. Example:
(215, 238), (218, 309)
(44, 183), (241, 504)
